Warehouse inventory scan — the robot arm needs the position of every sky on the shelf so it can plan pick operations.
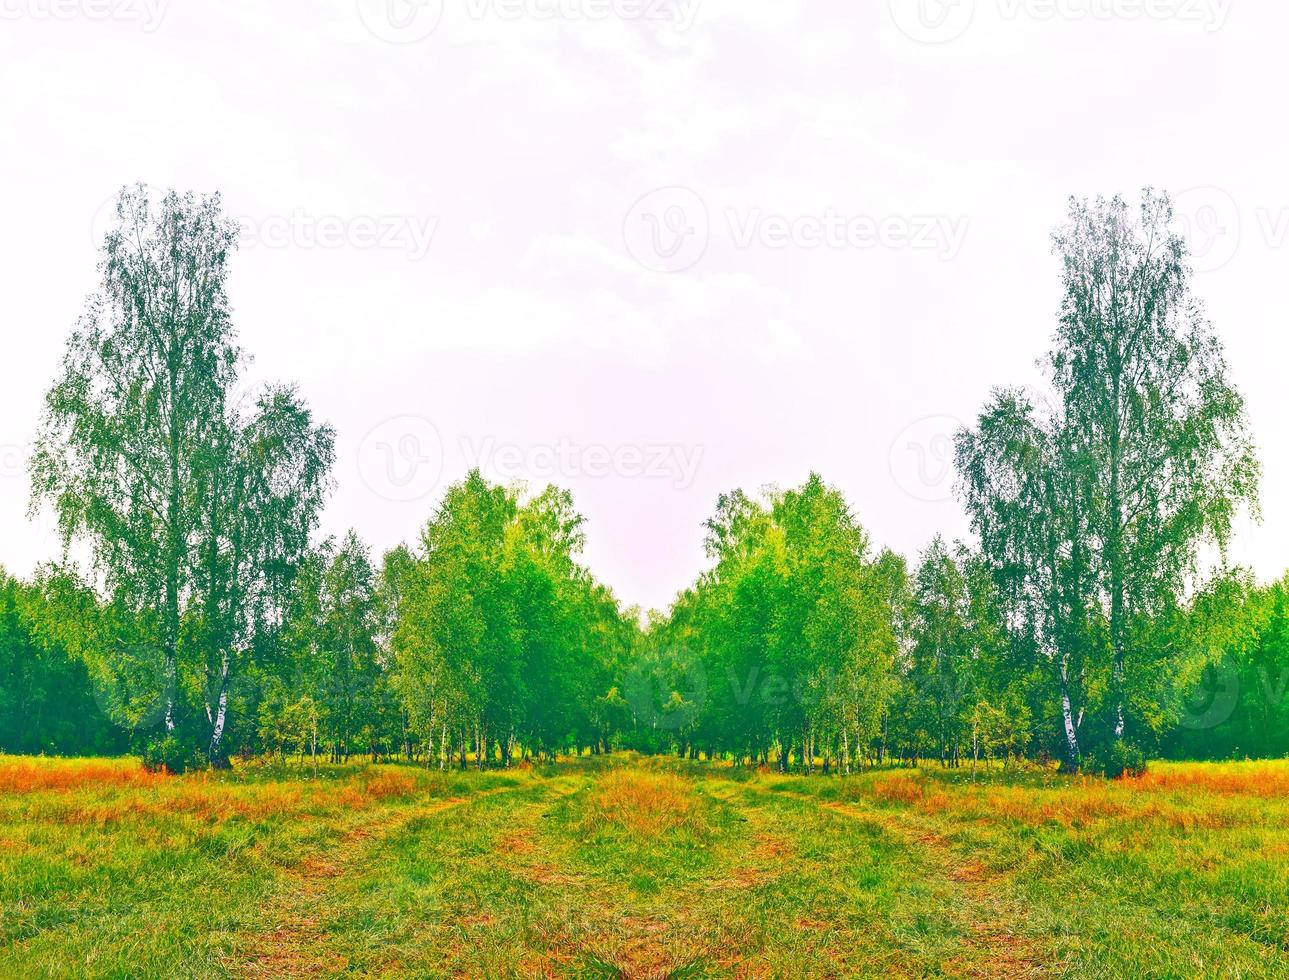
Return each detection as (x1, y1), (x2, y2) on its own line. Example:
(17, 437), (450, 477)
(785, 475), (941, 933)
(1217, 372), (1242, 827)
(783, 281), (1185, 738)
(0, 0), (1285, 614)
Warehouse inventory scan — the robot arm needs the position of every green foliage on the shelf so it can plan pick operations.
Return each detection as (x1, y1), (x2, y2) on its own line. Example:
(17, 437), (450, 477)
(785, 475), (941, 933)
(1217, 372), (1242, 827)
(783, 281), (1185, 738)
(1159, 571), (1289, 760)
(390, 471), (634, 765)
(255, 685), (320, 761)
(631, 474), (900, 771)
(0, 569), (125, 755)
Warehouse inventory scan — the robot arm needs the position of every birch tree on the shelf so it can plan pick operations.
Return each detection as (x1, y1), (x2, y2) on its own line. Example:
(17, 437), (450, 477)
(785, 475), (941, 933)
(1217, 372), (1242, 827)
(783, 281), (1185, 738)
(1050, 191), (1260, 740)
(642, 476), (899, 770)
(957, 190), (1259, 768)
(956, 390), (1100, 770)
(32, 185), (238, 736)
(199, 387), (334, 764)
(32, 184), (333, 766)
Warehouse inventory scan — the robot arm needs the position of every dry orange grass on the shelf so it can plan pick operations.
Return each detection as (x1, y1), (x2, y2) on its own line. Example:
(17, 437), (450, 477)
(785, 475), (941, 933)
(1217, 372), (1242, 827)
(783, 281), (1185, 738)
(1125, 764), (1289, 798)
(357, 768), (418, 800)
(797, 763), (1286, 835)
(899, 780), (1139, 829)
(969, 784), (1129, 827)
(871, 773), (927, 805)
(0, 757), (441, 828)
(0, 757), (167, 793)
(585, 768), (706, 836)
(906, 773), (1255, 832)
(45, 781), (315, 826)
(335, 769), (421, 807)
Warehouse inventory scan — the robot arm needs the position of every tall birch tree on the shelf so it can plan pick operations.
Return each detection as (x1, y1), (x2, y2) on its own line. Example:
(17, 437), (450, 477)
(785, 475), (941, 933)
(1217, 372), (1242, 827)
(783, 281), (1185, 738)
(1050, 191), (1260, 739)
(32, 185), (333, 765)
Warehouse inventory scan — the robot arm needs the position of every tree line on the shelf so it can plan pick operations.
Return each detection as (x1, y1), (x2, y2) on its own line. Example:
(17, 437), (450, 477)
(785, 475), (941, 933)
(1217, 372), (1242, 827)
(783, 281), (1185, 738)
(1, 185), (1284, 775)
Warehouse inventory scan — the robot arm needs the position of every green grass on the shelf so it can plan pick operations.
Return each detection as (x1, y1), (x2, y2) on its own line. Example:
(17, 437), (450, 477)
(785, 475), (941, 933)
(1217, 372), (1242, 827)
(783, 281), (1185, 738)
(2, 755), (1288, 977)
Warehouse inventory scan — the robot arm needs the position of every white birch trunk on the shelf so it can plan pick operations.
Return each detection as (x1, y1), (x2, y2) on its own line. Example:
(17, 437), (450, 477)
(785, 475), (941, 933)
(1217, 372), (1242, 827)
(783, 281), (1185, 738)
(209, 686), (229, 757)
(207, 655), (230, 760)
(1056, 652), (1080, 768)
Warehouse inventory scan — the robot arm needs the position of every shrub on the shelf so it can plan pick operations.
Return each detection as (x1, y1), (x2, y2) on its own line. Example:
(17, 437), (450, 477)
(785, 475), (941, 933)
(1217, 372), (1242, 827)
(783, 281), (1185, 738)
(141, 735), (204, 775)
(1088, 740), (1147, 780)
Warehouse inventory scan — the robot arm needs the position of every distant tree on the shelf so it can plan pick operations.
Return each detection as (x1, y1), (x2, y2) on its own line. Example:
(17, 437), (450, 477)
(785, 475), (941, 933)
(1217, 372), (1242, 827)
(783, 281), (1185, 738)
(1159, 570), (1289, 760)
(316, 532), (380, 761)
(388, 472), (637, 767)
(649, 475), (899, 772)
(906, 537), (973, 767)
(0, 568), (125, 755)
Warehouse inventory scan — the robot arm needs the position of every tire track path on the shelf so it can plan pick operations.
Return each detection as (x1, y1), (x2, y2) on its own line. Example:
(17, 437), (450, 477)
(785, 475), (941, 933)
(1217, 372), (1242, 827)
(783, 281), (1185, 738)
(748, 783), (1047, 978)
(234, 786), (514, 979)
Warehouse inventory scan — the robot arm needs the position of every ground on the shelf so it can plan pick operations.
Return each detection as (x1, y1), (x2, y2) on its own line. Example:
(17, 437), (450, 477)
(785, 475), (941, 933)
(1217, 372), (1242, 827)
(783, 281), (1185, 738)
(2, 754), (1288, 978)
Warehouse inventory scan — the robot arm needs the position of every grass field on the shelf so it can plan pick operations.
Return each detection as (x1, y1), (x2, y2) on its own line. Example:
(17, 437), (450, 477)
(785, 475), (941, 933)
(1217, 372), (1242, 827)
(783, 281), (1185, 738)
(2, 754), (1288, 978)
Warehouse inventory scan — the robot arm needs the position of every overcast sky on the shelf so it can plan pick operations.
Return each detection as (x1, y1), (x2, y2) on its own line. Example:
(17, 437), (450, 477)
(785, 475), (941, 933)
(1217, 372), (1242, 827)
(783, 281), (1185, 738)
(1, 0), (1284, 612)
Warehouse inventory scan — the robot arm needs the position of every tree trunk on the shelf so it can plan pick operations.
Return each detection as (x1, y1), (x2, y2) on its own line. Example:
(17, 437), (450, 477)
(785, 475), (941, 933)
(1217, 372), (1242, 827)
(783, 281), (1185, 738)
(1060, 656), (1081, 771)
(206, 655), (231, 767)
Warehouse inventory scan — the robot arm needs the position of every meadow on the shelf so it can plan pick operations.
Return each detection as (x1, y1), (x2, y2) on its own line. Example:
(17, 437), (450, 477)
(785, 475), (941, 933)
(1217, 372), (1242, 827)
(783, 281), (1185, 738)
(2, 755), (1288, 978)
